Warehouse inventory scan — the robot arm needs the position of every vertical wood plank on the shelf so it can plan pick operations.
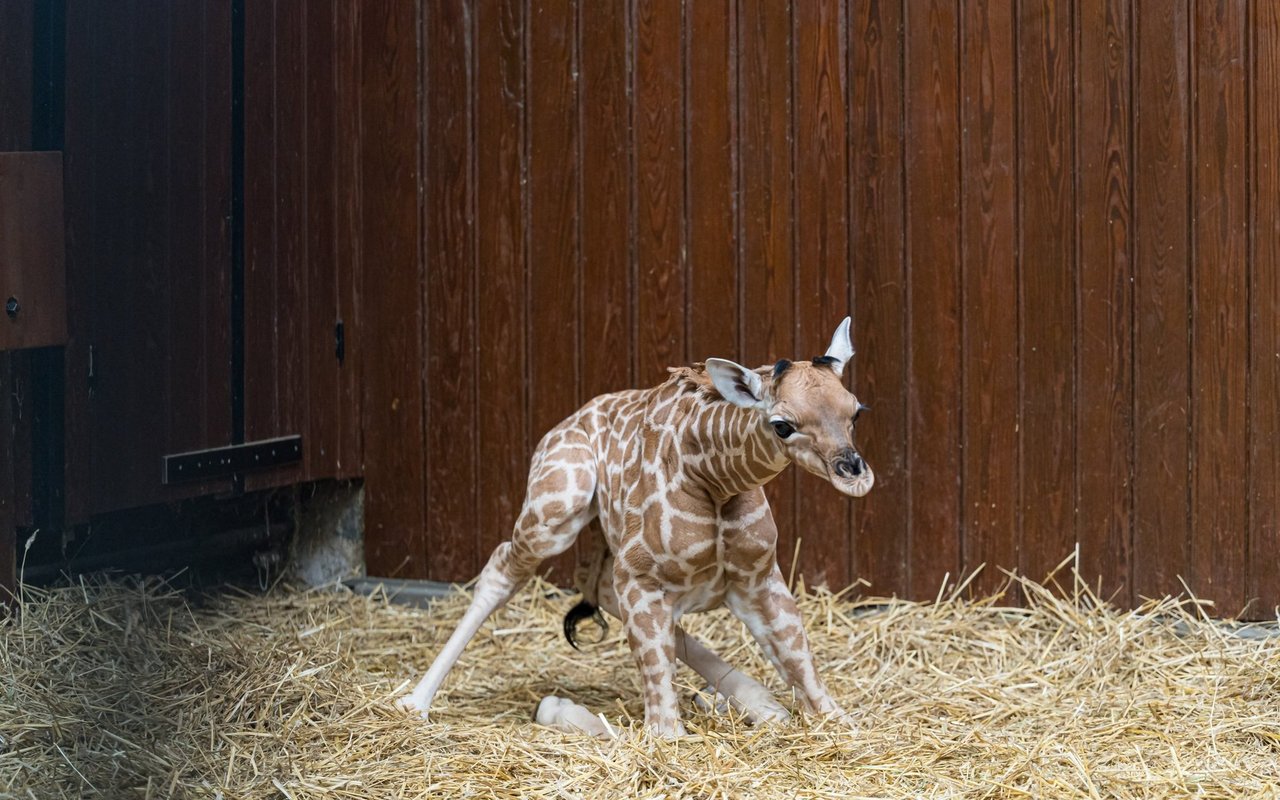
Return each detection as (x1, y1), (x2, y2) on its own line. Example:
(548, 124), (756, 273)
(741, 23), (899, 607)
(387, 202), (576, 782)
(849, 0), (908, 596)
(1132, 0), (1190, 601)
(634, 0), (686, 381)
(960, 0), (1019, 598)
(1190, 0), (1248, 613)
(167, 0), (232, 471)
(738, 0), (796, 578)
(360, 0), (426, 577)
(1075, 0), (1133, 602)
(243, 0), (279, 449)
(904, 0), (962, 598)
(6, 356), (32, 527)
(476, 0), (528, 568)
(792, 0), (850, 589)
(1018, 0), (1076, 584)
(424, 0), (478, 581)
(527, 0), (579, 435)
(579, 0), (632, 399)
(527, 0), (579, 582)
(247, 0), (307, 484)
(278, 0), (307, 466)
(61, 1), (94, 524)
(304, 0), (344, 479)
(84, 1), (178, 511)
(334, 1), (363, 477)
(0, 360), (16, 598)
(686, 0), (737, 363)
(1252, 2), (1280, 615)
(0, 0), (32, 150)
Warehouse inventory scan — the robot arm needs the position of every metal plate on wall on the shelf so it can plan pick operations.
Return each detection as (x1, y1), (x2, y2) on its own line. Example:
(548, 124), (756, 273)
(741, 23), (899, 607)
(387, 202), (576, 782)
(0, 151), (67, 351)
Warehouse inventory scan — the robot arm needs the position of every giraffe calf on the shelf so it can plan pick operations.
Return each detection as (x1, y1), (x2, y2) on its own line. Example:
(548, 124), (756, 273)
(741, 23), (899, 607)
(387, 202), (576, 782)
(399, 318), (874, 737)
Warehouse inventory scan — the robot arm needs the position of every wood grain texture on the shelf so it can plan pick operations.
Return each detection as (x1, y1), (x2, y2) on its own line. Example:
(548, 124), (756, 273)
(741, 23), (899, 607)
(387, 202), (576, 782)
(5, 354), (32, 527)
(737, 0), (796, 579)
(333, 1), (363, 479)
(960, 0), (1019, 599)
(1251, 2), (1280, 615)
(243, 0), (278, 448)
(1190, 0), (1248, 613)
(0, 0), (32, 150)
(0, 358), (16, 598)
(904, 0), (962, 598)
(848, 0), (907, 596)
(302, 0), (343, 480)
(242, 0), (361, 488)
(273, 0), (307, 472)
(83, 1), (173, 512)
(243, 0), (309, 490)
(60, 1), (233, 514)
(476, 0), (529, 569)
(792, 0), (850, 589)
(579, 0), (632, 400)
(360, 0), (426, 577)
(45, 1), (1277, 613)
(168, 0), (231, 474)
(633, 0), (686, 382)
(526, 0), (579, 582)
(1018, 0), (1077, 585)
(0, 152), (67, 350)
(1132, 0), (1191, 601)
(527, 0), (579, 435)
(423, 0), (478, 580)
(1075, 0), (1133, 603)
(60, 1), (94, 524)
(686, 0), (737, 364)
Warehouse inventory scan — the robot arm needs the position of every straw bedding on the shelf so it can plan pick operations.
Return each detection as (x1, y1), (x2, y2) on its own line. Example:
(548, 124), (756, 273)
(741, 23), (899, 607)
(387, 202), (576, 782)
(2, 563), (1277, 799)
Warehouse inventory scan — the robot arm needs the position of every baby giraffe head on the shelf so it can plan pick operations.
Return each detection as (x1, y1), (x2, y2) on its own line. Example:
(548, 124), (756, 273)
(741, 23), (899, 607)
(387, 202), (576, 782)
(705, 317), (874, 498)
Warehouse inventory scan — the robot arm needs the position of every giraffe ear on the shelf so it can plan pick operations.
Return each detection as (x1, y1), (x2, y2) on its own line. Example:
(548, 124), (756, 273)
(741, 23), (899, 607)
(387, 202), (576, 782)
(823, 316), (855, 377)
(706, 358), (765, 409)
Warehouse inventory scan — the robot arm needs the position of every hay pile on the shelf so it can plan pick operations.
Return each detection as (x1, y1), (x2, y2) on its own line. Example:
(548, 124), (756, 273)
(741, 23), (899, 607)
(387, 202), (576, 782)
(1, 565), (1277, 799)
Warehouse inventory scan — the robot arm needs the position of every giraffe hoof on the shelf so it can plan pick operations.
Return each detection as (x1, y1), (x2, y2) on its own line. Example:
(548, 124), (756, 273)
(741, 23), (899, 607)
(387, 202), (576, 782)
(694, 684), (791, 725)
(822, 710), (860, 733)
(692, 686), (731, 715)
(535, 695), (616, 739)
(395, 695), (430, 720)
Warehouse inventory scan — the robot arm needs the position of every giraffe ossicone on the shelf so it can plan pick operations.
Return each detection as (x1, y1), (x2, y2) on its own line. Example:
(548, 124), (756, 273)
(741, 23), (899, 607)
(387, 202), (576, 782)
(397, 317), (873, 737)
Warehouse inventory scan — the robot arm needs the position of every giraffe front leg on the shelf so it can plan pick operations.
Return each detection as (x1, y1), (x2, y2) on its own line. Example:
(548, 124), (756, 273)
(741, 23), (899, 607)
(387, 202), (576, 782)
(727, 565), (853, 727)
(616, 576), (685, 738)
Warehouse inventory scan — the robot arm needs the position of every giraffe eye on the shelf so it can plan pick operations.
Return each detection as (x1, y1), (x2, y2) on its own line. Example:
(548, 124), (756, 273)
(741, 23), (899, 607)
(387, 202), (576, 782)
(853, 403), (869, 424)
(771, 420), (795, 439)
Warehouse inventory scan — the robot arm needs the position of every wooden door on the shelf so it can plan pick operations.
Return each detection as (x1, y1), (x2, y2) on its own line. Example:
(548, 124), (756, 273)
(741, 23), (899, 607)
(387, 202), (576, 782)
(62, 1), (235, 518)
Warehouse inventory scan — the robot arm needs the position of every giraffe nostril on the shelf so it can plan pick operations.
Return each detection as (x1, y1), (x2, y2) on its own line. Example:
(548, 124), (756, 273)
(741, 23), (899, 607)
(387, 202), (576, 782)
(833, 452), (864, 479)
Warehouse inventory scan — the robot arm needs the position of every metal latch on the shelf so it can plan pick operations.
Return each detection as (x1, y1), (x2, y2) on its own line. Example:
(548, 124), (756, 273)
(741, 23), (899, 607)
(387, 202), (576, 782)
(162, 435), (303, 484)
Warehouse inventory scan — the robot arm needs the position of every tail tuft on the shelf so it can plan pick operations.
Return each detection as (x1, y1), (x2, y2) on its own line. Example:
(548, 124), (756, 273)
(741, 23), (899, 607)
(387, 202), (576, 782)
(563, 599), (608, 650)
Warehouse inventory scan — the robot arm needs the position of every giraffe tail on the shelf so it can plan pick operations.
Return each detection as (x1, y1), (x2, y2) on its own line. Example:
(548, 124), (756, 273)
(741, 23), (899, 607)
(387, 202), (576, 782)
(563, 599), (608, 650)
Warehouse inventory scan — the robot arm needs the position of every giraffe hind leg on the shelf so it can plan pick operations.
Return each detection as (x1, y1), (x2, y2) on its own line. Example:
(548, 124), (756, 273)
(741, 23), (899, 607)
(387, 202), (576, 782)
(398, 426), (597, 718)
(554, 552), (791, 728)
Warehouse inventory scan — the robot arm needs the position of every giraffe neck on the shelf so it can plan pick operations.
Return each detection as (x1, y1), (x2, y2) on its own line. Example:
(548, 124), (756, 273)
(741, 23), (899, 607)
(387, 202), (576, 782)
(682, 396), (789, 500)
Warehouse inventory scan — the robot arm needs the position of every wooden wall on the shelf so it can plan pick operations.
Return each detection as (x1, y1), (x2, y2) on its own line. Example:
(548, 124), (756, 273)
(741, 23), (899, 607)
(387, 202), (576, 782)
(357, 0), (1280, 617)
(62, 0), (235, 517)
(0, 0), (35, 597)
(59, 0), (364, 521)
(32, 2), (1279, 616)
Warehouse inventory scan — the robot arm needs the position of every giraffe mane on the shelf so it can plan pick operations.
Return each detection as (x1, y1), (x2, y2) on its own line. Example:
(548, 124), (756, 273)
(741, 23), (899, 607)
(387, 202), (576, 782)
(666, 362), (774, 402)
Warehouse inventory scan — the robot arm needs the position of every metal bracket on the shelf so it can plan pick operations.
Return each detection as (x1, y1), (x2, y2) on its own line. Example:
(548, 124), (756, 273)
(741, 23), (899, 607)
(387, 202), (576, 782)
(162, 435), (302, 484)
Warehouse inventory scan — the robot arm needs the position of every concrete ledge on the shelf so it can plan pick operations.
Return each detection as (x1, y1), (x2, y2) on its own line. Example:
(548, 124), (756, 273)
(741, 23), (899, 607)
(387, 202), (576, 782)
(344, 577), (1280, 639)
(344, 577), (464, 608)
